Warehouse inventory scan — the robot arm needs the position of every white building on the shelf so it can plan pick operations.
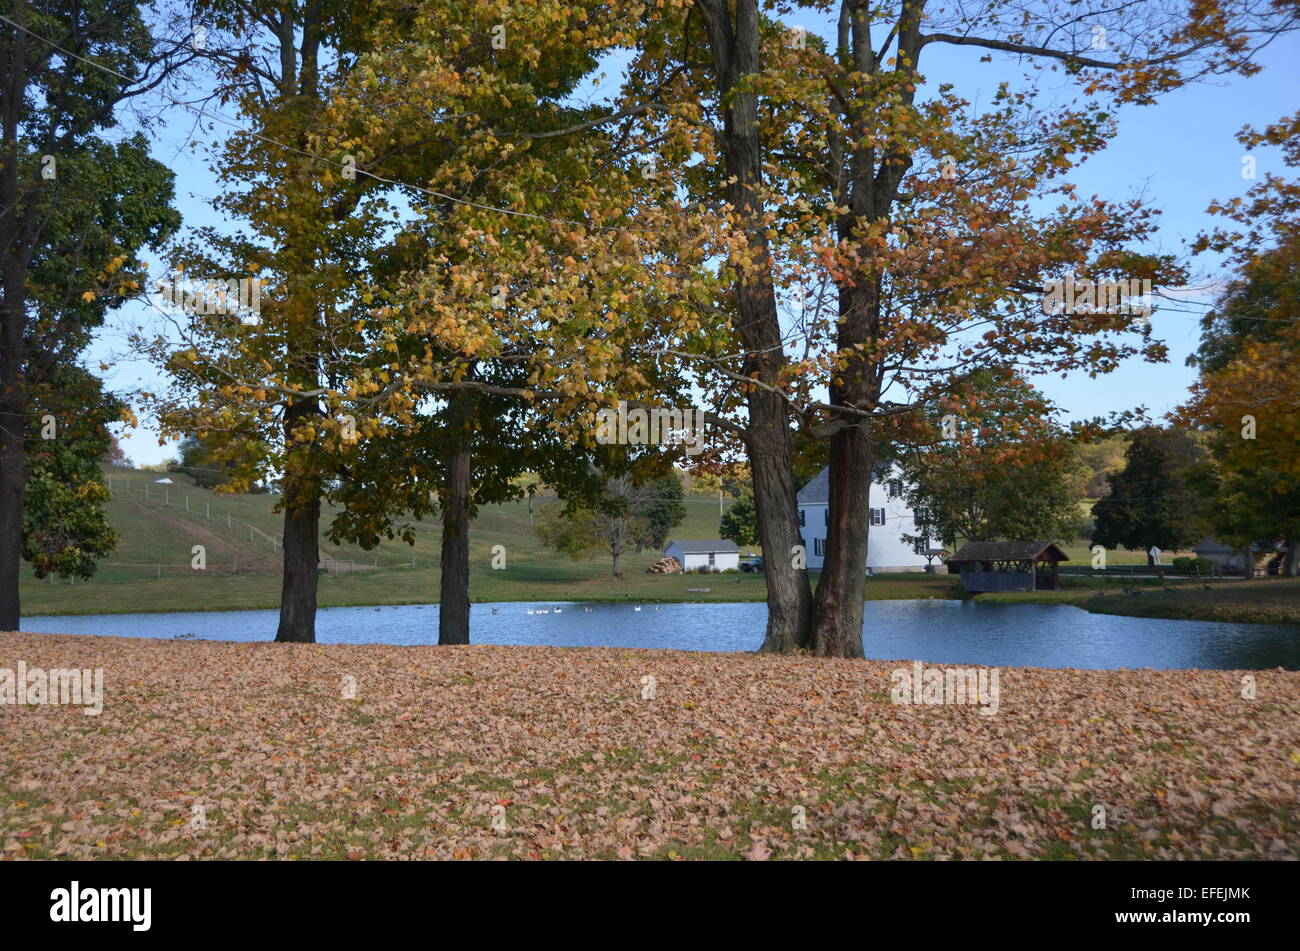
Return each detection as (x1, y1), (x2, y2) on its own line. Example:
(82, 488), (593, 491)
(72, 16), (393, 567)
(664, 539), (741, 572)
(796, 466), (932, 573)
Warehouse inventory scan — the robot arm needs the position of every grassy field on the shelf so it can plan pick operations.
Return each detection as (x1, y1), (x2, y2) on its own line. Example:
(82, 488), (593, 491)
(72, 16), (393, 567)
(20, 466), (967, 616)
(20, 468), (1290, 625)
(2, 633), (1295, 860)
(981, 577), (1300, 625)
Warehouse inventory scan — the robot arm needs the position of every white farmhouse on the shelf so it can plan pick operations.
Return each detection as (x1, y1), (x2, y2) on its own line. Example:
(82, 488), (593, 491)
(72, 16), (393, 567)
(663, 539), (741, 572)
(796, 466), (932, 573)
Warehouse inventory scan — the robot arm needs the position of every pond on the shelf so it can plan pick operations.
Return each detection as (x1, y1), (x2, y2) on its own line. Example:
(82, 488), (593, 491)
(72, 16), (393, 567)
(20, 599), (1300, 670)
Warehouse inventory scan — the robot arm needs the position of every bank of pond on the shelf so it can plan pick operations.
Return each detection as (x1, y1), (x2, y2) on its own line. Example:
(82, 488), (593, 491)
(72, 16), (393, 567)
(20, 599), (1300, 670)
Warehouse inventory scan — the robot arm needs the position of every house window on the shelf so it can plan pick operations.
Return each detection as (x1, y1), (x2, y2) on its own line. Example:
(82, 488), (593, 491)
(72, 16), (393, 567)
(814, 538), (825, 557)
(799, 509), (805, 527)
(708, 552), (716, 567)
(870, 508), (886, 526)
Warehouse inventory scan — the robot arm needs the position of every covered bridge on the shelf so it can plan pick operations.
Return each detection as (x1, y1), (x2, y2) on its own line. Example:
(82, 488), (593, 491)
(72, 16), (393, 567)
(947, 541), (1069, 592)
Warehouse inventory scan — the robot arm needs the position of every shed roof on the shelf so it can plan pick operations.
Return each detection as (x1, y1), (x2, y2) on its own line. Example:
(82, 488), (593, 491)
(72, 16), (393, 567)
(948, 541), (1069, 563)
(667, 539), (740, 554)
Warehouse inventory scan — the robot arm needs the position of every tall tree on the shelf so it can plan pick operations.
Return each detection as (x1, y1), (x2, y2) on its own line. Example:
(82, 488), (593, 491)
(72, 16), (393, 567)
(142, 0), (389, 641)
(1091, 427), (1206, 564)
(638, 0), (1294, 655)
(1, 2), (186, 626)
(307, 0), (714, 643)
(537, 469), (687, 576)
(683, 0), (815, 652)
(899, 372), (1087, 546)
(1180, 112), (1300, 572)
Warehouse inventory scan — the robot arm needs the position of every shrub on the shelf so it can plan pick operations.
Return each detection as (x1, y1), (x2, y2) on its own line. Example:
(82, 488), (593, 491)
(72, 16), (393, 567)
(1172, 556), (1215, 575)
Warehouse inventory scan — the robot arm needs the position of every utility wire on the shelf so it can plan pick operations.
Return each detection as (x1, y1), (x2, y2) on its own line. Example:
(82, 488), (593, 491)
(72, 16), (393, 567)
(0, 13), (666, 236)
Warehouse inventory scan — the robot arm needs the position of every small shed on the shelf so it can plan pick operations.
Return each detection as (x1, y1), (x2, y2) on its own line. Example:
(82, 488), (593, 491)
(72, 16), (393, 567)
(664, 539), (740, 572)
(1194, 536), (1257, 575)
(947, 541), (1069, 592)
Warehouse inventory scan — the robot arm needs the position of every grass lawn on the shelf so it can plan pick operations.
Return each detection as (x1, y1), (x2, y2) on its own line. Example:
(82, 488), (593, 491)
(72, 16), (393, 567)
(17, 468), (1291, 626)
(981, 577), (1300, 625)
(20, 467), (963, 616)
(1, 633), (1295, 860)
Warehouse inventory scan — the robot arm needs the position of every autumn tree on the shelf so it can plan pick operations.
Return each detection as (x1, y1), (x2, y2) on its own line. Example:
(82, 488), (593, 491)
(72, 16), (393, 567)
(305, 0), (717, 642)
(630, 0), (1294, 655)
(102, 434), (132, 468)
(139, 0), (396, 641)
(1180, 111), (1300, 572)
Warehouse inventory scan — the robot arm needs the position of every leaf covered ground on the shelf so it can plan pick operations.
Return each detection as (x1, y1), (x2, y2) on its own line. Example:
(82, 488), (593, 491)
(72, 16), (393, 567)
(1, 632), (1296, 860)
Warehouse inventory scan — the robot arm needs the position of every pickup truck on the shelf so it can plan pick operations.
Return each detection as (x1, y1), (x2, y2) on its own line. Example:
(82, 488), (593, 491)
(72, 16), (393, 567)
(740, 555), (764, 573)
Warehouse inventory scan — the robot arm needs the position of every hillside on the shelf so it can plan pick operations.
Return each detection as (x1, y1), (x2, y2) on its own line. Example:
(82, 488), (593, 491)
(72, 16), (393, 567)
(20, 467), (776, 615)
(19, 467), (1180, 617)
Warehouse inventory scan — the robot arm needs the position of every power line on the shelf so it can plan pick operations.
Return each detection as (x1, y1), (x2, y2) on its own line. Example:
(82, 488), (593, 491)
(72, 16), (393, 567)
(0, 12), (665, 236)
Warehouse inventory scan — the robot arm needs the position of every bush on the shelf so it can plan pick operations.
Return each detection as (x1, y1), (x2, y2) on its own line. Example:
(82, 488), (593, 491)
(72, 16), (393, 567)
(1172, 556), (1215, 575)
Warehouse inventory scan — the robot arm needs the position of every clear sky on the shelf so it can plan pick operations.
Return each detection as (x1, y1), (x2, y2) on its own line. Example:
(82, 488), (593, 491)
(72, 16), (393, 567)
(90, 16), (1300, 466)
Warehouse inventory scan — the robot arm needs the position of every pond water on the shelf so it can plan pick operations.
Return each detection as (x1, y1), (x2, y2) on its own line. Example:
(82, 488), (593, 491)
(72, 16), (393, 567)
(20, 599), (1300, 670)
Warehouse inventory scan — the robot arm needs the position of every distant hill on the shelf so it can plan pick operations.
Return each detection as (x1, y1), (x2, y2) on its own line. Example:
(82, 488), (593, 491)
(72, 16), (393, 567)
(19, 467), (754, 615)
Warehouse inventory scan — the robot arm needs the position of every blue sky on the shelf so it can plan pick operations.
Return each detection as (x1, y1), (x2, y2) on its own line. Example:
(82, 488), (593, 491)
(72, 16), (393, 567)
(93, 17), (1300, 466)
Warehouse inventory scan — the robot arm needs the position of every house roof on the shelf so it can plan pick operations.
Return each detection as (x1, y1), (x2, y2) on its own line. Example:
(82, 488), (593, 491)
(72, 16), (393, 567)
(1194, 536), (1236, 554)
(796, 467), (831, 504)
(796, 465), (909, 504)
(948, 541), (1069, 563)
(667, 539), (740, 554)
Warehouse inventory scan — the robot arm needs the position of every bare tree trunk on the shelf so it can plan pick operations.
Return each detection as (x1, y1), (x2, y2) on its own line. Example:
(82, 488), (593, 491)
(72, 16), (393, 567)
(0, 263), (25, 631)
(272, 5), (326, 644)
(0, 23), (28, 633)
(1284, 538), (1298, 577)
(276, 402), (320, 643)
(438, 439), (471, 645)
(748, 408), (812, 650)
(611, 517), (625, 577)
(812, 425), (871, 658)
(696, 0), (812, 652)
(810, 283), (876, 657)
(808, 1), (922, 656)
